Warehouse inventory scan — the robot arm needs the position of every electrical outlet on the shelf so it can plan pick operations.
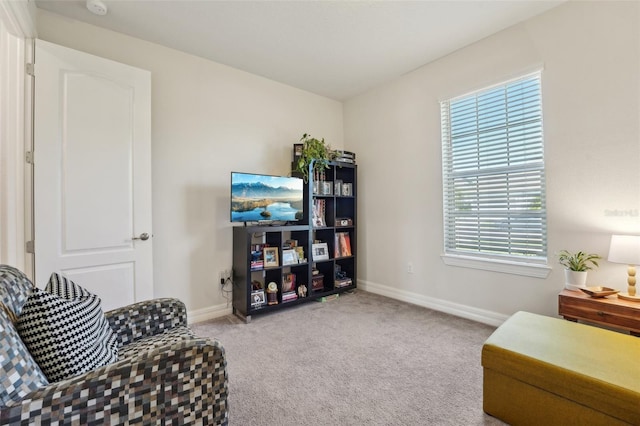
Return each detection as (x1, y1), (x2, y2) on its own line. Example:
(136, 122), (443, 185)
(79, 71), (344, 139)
(220, 269), (232, 285)
(407, 262), (414, 274)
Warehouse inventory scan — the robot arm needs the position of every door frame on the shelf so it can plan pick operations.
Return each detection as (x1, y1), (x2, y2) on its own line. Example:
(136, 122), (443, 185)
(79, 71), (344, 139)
(0, 1), (36, 277)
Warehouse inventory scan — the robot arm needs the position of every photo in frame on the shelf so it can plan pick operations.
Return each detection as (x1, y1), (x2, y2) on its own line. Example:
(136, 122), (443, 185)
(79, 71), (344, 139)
(312, 242), (330, 261)
(251, 290), (266, 307)
(282, 249), (299, 265)
(264, 247), (279, 267)
(322, 181), (333, 195)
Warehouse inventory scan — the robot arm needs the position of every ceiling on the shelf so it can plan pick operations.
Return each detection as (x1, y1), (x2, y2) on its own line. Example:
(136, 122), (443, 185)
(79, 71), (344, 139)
(35, 0), (565, 101)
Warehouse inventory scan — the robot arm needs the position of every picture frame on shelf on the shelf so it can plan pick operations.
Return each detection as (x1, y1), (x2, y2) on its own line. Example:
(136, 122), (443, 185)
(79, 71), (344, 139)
(322, 181), (333, 195)
(264, 247), (279, 267)
(282, 249), (299, 265)
(342, 183), (352, 196)
(334, 180), (342, 196)
(312, 242), (330, 261)
(251, 290), (266, 308)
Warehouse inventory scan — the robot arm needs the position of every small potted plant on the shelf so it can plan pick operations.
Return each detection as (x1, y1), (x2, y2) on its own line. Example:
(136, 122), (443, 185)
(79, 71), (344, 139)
(558, 250), (601, 289)
(294, 133), (335, 183)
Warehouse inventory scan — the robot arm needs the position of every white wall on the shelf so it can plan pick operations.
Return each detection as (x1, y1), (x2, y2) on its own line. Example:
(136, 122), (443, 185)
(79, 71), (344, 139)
(344, 1), (640, 322)
(36, 10), (344, 319)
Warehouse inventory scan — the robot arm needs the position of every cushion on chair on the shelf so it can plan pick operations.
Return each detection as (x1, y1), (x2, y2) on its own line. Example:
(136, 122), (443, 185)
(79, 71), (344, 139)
(15, 273), (118, 382)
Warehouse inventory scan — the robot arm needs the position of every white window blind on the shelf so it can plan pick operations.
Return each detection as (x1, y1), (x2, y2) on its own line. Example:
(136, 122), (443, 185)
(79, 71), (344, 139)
(441, 72), (547, 263)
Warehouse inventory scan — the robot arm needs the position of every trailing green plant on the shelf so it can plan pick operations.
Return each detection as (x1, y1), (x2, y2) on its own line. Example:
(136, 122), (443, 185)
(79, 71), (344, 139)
(294, 133), (335, 183)
(557, 250), (601, 272)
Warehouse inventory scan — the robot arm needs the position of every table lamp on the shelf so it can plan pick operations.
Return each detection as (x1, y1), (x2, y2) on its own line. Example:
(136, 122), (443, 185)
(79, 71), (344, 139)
(608, 234), (640, 302)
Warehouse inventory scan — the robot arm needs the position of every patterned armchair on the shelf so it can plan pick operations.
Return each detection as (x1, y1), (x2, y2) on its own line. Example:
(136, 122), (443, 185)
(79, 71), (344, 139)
(0, 265), (228, 425)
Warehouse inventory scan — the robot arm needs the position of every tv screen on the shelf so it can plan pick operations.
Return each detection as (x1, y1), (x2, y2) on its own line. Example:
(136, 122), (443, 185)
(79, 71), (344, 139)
(231, 172), (304, 223)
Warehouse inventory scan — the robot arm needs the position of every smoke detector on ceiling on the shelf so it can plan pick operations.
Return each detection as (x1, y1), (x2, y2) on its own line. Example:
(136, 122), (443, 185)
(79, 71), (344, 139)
(86, 0), (108, 16)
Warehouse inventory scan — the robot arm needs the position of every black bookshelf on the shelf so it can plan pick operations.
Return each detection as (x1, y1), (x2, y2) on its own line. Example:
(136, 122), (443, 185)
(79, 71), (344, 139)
(232, 161), (357, 322)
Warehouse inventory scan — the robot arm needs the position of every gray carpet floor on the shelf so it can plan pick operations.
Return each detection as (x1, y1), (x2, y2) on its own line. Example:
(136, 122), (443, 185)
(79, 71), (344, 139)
(191, 290), (507, 425)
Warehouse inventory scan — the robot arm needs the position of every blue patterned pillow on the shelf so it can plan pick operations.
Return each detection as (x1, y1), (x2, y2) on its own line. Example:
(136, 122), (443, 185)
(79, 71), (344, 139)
(16, 273), (118, 382)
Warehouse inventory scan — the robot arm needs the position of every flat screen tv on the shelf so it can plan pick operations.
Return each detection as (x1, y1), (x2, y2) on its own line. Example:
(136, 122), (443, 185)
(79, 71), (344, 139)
(230, 172), (304, 223)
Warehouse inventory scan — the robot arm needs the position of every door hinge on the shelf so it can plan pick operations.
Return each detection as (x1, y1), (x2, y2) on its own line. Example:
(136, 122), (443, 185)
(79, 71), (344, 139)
(25, 151), (34, 164)
(26, 241), (34, 254)
(26, 63), (34, 77)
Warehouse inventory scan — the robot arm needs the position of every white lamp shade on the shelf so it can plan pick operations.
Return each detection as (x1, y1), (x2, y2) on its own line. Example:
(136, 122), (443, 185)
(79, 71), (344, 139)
(608, 235), (640, 265)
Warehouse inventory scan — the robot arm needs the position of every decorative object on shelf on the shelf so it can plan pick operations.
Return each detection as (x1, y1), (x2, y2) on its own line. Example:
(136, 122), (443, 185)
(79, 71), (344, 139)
(608, 234), (640, 302)
(294, 246), (305, 263)
(284, 239), (297, 248)
(334, 264), (352, 288)
(264, 247), (279, 267)
(312, 274), (324, 291)
(294, 133), (336, 183)
(337, 217), (353, 227)
(334, 150), (356, 165)
(292, 143), (303, 162)
(266, 282), (278, 305)
(578, 286), (620, 298)
(312, 242), (329, 261)
(297, 284), (307, 298)
(558, 249), (601, 291)
(341, 182), (352, 196)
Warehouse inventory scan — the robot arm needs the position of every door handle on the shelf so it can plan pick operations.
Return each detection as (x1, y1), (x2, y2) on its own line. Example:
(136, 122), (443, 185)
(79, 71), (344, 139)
(133, 232), (150, 241)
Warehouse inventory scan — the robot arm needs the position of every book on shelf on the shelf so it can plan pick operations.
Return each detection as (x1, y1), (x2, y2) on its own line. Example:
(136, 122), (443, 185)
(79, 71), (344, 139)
(282, 291), (298, 302)
(282, 272), (296, 293)
(250, 260), (264, 270)
(335, 278), (352, 288)
(312, 199), (326, 227)
(335, 232), (352, 257)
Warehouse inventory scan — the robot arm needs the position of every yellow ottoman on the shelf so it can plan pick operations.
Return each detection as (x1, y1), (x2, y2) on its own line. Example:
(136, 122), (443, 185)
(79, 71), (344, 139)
(482, 311), (640, 425)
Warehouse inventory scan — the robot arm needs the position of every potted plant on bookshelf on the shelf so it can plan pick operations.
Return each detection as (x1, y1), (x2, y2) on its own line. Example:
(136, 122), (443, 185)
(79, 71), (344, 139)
(558, 250), (601, 290)
(294, 133), (335, 183)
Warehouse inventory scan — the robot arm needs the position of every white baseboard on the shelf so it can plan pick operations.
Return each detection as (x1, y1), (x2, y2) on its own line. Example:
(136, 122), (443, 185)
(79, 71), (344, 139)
(187, 282), (510, 327)
(188, 303), (233, 324)
(358, 279), (509, 328)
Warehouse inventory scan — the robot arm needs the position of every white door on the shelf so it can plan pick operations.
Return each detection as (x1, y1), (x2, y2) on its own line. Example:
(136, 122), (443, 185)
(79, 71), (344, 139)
(34, 39), (152, 311)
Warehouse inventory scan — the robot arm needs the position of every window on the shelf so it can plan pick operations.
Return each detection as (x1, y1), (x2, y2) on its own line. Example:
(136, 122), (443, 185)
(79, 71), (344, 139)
(440, 72), (547, 269)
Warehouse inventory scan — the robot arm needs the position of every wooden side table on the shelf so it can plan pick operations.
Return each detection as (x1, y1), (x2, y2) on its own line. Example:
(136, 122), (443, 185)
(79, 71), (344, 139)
(558, 289), (640, 336)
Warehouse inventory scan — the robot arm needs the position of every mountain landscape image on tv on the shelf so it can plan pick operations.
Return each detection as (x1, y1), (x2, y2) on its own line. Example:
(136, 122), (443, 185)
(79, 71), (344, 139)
(231, 172), (304, 223)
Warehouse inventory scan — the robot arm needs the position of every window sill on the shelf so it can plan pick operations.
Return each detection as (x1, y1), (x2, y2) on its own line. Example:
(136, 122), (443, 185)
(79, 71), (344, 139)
(441, 254), (551, 279)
